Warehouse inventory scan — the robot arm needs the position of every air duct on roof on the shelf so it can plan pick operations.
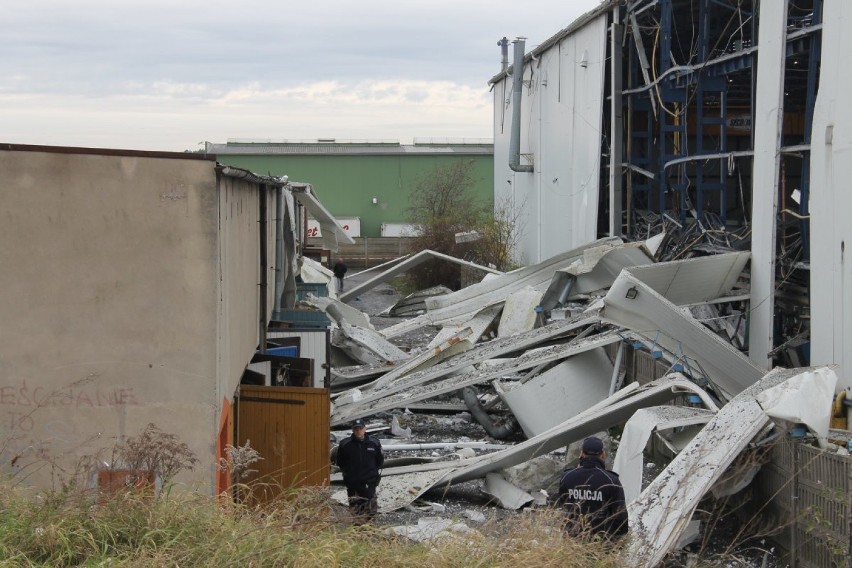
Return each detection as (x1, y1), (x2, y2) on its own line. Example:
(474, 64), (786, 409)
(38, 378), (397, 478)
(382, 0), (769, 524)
(509, 38), (534, 173)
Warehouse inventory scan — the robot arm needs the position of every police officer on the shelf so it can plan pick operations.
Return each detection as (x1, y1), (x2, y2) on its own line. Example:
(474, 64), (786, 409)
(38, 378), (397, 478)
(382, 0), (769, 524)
(335, 418), (384, 521)
(558, 436), (628, 538)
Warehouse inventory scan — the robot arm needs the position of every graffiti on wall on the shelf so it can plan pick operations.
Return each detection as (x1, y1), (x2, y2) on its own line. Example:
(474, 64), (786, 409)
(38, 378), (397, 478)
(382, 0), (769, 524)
(1, 380), (139, 433)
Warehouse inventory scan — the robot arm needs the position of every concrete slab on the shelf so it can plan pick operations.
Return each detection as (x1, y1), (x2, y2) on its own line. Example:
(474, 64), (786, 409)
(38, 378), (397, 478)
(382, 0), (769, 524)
(497, 286), (544, 337)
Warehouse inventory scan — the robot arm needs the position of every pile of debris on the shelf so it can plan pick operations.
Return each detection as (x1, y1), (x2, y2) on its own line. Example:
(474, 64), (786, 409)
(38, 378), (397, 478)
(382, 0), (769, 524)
(303, 236), (848, 566)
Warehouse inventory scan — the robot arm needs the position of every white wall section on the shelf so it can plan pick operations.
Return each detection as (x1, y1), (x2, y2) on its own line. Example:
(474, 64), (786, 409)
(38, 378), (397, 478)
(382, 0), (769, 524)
(494, 15), (609, 264)
(809, 0), (852, 391)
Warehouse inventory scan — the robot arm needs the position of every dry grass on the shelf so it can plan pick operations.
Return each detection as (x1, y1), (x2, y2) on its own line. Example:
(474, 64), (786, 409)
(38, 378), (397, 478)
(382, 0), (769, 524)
(0, 481), (625, 567)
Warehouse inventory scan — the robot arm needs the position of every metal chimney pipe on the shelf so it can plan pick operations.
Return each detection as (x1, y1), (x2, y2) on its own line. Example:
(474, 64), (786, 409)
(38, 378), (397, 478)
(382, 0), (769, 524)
(509, 38), (534, 173)
(498, 36), (509, 72)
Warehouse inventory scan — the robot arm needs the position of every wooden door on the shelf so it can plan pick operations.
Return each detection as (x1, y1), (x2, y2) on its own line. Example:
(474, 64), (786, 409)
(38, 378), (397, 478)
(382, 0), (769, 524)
(235, 385), (330, 506)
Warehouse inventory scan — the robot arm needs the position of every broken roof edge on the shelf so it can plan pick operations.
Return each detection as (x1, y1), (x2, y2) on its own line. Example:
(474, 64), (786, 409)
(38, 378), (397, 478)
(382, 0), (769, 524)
(290, 185), (356, 248)
(216, 163), (288, 187)
(1, 142), (216, 162)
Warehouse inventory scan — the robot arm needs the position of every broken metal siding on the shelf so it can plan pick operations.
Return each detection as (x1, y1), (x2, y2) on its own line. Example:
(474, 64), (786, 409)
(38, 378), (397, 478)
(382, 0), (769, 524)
(602, 268), (764, 401)
(331, 312), (605, 425)
(495, 348), (615, 437)
(625, 367), (838, 567)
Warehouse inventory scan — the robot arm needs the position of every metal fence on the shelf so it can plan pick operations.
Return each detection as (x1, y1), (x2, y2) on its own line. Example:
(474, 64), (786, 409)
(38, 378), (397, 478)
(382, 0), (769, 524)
(312, 237), (413, 268)
(754, 439), (851, 568)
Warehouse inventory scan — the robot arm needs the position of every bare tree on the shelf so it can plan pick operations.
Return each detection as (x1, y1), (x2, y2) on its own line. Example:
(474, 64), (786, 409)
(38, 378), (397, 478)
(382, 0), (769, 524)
(406, 161), (520, 287)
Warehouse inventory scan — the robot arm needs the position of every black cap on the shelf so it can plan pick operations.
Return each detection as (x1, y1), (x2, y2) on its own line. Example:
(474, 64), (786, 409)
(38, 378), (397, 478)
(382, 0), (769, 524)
(582, 436), (604, 455)
(352, 419), (366, 428)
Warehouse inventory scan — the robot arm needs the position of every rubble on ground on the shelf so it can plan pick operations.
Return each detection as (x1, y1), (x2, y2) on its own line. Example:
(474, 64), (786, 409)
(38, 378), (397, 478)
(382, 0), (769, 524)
(318, 239), (847, 564)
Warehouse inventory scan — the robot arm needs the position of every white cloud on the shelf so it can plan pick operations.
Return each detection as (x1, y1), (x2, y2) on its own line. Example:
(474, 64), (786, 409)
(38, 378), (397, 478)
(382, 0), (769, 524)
(2, 0), (601, 150)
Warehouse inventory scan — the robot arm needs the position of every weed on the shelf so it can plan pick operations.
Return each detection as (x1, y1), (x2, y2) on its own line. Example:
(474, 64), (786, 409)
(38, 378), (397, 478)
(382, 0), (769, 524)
(113, 423), (198, 487)
(218, 440), (263, 483)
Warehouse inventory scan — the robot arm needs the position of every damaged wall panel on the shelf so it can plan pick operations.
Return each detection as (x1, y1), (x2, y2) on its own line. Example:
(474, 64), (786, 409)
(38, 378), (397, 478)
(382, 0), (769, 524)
(602, 260), (764, 401)
(435, 375), (718, 486)
(613, 406), (716, 504)
(402, 237), (623, 331)
(624, 252), (750, 306)
(331, 313), (608, 425)
(494, 348), (614, 437)
(339, 249), (501, 303)
(625, 366), (838, 568)
(540, 242), (655, 308)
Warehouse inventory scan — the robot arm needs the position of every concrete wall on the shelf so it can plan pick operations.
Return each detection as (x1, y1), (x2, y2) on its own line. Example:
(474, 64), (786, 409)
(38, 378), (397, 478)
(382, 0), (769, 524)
(0, 146), (274, 491)
(216, 176), (276, 405)
(493, 16), (608, 265)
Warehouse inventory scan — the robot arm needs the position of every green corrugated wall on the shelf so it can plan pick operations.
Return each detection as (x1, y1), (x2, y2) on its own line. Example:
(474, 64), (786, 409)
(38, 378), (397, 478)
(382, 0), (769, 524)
(215, 151), (493, 237)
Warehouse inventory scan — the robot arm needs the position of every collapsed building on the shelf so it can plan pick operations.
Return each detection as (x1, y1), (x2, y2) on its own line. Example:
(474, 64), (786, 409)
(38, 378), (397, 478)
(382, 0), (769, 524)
(2, 1), (849, 565)
(309, 1), (852, 565)
(311, 237), (848, 566)
(492, 0), (842, 378)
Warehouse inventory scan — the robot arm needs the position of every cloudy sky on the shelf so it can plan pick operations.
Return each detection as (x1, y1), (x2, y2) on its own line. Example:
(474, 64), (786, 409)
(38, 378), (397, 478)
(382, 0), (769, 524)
(3, 0), (601, 152)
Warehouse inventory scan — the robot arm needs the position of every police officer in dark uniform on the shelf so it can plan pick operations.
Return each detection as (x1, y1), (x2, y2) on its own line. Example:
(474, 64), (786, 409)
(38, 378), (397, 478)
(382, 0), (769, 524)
(335, 418), (384, 521)
(558, 436), (628, 538)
